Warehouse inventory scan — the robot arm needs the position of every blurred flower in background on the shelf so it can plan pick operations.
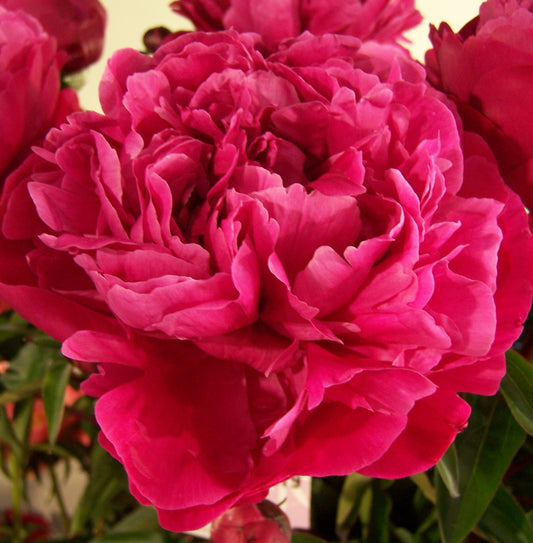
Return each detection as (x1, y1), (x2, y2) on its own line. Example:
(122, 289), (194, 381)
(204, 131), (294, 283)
(0, 509), (50, 543)
(171, 0), (422, 50)
(0, 6), (79, 179)
(426, 0), (533, 217)
(0, 0), (106, 73)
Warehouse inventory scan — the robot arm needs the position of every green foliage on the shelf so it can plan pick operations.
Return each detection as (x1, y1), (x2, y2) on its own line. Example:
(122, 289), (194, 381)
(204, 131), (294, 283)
(477, 485), (533, 543)
(42, 356), (72, 446)
(69, 443), (135, 536)
(501, 350), (533, 436)
(304, 383), (533, 543)
(435, 393), (526, 543)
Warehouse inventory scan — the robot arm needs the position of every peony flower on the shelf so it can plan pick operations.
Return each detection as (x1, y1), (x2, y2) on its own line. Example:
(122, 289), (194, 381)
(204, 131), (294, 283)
(426, 0), (533, 216)
(171, 0), (422, 49)
(0, 0), (106, 73)
(0, 30), (532, 531)
(211, 501), (291, 543)
(0, 6), (79, 180)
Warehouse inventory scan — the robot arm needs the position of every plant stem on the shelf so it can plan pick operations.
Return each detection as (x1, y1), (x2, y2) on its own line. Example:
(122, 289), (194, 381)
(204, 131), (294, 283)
(49, 462), (70, 535)
(9, 453), (23, 543)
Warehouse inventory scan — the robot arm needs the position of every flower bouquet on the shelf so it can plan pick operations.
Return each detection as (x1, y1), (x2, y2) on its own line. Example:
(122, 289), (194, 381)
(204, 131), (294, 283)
(0, 1), (532, 542)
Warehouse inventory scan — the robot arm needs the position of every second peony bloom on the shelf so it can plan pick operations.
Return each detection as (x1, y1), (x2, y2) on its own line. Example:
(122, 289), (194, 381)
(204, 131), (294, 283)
(0, 29), (531, 531)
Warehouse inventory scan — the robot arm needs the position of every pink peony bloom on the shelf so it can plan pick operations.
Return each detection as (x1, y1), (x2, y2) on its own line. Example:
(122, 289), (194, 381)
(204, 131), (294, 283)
(0, 0), (106, 73)
(0, 30), (532, 531)
(211, 501), (291, 543)
(0, 6), (79, 179)
(171, 0), (422, 49)
(426, 0), (533, 216)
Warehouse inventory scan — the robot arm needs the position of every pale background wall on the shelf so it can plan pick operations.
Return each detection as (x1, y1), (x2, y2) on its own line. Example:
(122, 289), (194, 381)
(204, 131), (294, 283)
(77, 0), (482, 111)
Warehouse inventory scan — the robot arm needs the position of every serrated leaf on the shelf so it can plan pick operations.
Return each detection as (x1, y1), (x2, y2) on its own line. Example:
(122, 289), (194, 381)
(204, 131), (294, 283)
(477, 485), (533, 543)
(42, 358), (71, 445)
(436, 443), (460, 498)
(436, 393), (525, 543)
(501, 350), (533, 435)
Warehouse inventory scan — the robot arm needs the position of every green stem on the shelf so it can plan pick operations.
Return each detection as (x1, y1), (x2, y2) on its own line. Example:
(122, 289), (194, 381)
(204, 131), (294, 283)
(9, 453), (23, 543)
(49, 462), (70, 535)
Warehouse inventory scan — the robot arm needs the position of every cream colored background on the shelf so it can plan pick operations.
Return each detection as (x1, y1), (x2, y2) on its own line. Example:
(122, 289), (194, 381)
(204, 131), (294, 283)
(78, 0), (482, 111)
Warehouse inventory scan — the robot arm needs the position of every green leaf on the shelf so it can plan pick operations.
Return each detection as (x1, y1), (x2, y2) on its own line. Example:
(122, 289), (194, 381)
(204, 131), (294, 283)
(70, 443), (131, 535)
(436, 393), (525, 543)
(501, 350), (533, 435)
(42, 358), (71, 445)
(292, 534), (328, 543)
(365, 481), (392, 543)
(336, 473), (372, 540)
(311, 476), (345, 540)
(0, 405), (23, 464)
(477, 485), (533, 543)
(0, 311), (31, 344)
(410, 472), (436, 504)
(106, 507), (161, 534)
(11, 396), (34, 444)
(0, 341), (52, 401)
(436, 443), (460, 499)
(392, 528), (417, 543)
(0, 384), (41, 405)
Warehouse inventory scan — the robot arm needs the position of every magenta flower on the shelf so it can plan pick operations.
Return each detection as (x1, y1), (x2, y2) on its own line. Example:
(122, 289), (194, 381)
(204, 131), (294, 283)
(0, 0), (106, 73)
(171, 0), (422, 49)
(0, 30), (531, 531)
(426, 0), (533, 217)
(0, 6), (79, 178)
(1, 509), (50, 543)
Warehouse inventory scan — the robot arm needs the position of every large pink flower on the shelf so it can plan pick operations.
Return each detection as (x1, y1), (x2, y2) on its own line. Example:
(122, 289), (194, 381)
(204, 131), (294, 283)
(426, 0), (533, 215)
(171, 0), (422, 49)
(0, 6), (79, 179)
(0, 30), (531, 531)
(0, 0), (106, 73)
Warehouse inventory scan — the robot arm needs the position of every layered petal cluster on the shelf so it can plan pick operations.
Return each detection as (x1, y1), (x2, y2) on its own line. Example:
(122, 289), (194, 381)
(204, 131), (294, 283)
(0, 0), (106, 73)
(426, 0), (533, 215)
(0, 7), (79, 179)
(0, 30), (532, 531)
(171, 0), (422, 49)
(211, 501), (291, 543)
